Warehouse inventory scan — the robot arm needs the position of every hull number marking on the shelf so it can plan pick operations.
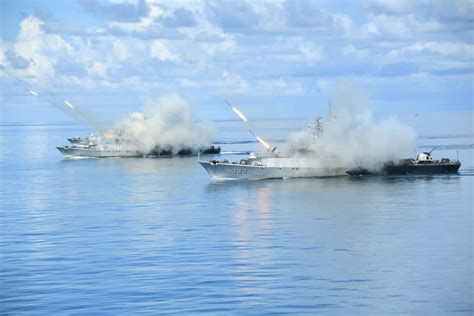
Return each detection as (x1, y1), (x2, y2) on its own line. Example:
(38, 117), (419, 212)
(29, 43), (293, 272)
(231, 168), (247, 174)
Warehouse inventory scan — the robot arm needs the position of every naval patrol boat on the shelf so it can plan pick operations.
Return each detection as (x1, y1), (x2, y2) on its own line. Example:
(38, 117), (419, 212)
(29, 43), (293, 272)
(199, 103), (348, 180)
(346, 149), (461, 176)
(58, 139), (221, 158)
(57, 143), (143, 158)
(199, 152), (348, 180)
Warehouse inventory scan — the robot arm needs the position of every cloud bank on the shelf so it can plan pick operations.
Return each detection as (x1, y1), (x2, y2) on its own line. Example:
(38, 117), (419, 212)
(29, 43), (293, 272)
(1, 0), (472, 120)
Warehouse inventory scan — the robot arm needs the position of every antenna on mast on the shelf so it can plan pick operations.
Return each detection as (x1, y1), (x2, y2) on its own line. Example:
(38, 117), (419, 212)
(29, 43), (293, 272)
(328, 99), (332, 118)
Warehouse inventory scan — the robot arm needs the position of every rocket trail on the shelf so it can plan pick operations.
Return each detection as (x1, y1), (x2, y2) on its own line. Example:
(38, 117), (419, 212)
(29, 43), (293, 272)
(256, 136), (271, 150)
(225, 100), (276, 153)
(1, 67), (106, 131)
(248, 130), (271, 150)
(27, 88), (38, 96)
(225, 100), (249, 122)
(231, 107), (248, 122)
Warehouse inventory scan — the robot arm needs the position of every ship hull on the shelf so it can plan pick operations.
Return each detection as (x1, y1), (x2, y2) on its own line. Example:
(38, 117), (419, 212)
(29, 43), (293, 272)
(347, 162), (461, 176)
(57, 146), (143, 158)
(57, 145), (221, 158)
(199, 161), (347, 180)
(384, 163), (461, 175)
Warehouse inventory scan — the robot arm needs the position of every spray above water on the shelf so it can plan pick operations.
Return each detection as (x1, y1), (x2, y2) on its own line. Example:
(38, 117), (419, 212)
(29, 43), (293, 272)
(104, 94), (215, 154)
(284, 82), (416, 170)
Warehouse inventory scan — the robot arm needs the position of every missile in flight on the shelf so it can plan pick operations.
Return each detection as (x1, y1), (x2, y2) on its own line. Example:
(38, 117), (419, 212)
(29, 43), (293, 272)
(225, 100), (278, 154)
(26, 88), (38, 96)
(225, 100), (249, 122)
(65, 100), (74, 109)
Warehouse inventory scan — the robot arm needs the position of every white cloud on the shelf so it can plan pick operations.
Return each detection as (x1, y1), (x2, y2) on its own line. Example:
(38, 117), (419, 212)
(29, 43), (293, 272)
(3, 15), (149, 87)
(88, 62), (108, 78)
(199, 37), (236, 59)
(299, 43), (323, 62)
(17, 15), (44, 40)
(220, 70), (249, 93)
(260, 78), (288, 89)
(12, 16), (75, 82)
(358, 22), (380, 39)
(365, 14), (411, 39)
(259, 78), (305, 95)
(2, 0), (472, 113)
(387, 41), (474, 60)
(343, 45), (369, 58)
(108, 17), (154, 33)
(0, 44), (8, 66)
(178, 78), (199, 88)
(368, 0), (417, 15)
(108, 0), (140, 5)
(249, 1), (287, 32)
(112, 39), (130, 61)
(149, 40), (179, 61)
(316, 79), (331, 92)
(358, 13), (443, 41)
(332, 13), (354, 35)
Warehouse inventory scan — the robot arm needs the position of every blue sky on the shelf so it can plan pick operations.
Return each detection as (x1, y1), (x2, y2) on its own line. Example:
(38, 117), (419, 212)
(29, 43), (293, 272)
(1, 0), (473, 123)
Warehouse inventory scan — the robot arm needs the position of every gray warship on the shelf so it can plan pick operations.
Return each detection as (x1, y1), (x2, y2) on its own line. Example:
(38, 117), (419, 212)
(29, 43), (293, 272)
(57, 143), (143, 158)
(346, 150), (461, 176)
(57, 139), (221, 158)
(199, 102), (462, 180)
(199, 103), (348, 180)
(200, 153), (347, 180)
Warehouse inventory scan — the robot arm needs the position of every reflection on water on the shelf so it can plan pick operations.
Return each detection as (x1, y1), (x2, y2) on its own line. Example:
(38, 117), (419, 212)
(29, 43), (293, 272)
(1, 123), (473, 314)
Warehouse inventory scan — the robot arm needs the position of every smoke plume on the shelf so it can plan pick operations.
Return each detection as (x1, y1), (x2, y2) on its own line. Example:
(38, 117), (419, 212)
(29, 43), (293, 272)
(101, 94), (215, 154)
(284, 82), (416, 171)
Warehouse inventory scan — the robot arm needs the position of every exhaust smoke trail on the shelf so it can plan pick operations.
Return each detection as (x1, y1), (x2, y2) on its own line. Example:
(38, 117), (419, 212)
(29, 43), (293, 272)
(256, 136), (271, 150)
(27, 88), (38, 96)
(225, 100), (249, 122)
(231, 107), (249, 123)
(225, 100), (276, 153)
(65, 101), (74, 109)
(248, 130), (272, 150)
(1, 67), (107, 131)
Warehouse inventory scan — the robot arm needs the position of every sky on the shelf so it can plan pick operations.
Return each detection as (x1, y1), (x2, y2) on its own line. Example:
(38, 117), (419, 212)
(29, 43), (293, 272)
(0, 0), (473, 124)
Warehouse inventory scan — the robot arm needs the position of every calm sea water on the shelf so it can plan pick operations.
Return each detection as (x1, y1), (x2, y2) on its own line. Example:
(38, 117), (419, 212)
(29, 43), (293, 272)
(1, 113), (473, 314)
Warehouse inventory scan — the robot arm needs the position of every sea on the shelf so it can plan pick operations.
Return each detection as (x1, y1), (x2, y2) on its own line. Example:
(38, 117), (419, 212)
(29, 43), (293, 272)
(1, 111), (473, 314)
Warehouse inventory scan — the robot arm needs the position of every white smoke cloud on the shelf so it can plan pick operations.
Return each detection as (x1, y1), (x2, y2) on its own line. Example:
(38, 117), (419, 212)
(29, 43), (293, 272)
(283, 81), (416, 170)
(103, 94), (215, 154)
